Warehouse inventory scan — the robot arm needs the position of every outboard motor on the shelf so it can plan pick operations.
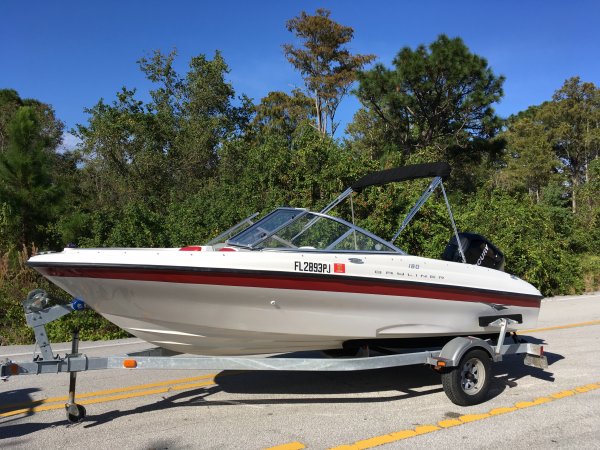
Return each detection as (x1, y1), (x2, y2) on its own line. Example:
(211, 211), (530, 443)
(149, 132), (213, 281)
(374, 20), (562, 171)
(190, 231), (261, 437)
(442, 232), (505, 271)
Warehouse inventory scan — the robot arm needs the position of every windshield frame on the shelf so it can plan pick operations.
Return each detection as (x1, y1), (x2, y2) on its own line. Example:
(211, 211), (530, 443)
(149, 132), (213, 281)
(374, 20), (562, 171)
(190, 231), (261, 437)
(226, 207), (405, 254)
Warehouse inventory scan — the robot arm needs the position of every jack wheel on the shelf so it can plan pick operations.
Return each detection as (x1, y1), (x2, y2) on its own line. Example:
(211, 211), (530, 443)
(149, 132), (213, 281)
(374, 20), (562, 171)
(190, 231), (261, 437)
(441, 348), (492, 406)
(65, 403), (86, 423)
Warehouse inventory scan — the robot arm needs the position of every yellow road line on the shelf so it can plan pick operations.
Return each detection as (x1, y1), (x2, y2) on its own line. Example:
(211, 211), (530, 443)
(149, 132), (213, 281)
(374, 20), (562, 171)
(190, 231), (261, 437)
(0, 377), (217, 418)
(327, 381), (600, 449)
(1, 379), (216, 418)
(0, 373), (217, 412)
(521, 319), (600, 334)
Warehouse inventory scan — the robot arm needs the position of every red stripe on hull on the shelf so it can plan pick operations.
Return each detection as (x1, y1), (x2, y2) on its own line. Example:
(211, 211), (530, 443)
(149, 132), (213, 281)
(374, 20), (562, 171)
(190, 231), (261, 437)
(36, 266), (541, 308)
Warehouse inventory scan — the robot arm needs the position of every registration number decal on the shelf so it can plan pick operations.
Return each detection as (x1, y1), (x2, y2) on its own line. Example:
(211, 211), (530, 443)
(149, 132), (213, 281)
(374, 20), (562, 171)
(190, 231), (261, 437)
(294, 261), (331, 273)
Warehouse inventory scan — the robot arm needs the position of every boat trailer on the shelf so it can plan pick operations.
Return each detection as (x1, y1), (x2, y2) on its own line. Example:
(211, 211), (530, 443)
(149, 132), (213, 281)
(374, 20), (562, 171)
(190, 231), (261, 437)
(1, 290), (548, 423)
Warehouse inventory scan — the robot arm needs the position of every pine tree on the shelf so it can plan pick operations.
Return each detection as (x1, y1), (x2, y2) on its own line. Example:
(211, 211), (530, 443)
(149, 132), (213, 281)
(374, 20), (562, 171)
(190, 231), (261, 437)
(0, 106), (60, 249)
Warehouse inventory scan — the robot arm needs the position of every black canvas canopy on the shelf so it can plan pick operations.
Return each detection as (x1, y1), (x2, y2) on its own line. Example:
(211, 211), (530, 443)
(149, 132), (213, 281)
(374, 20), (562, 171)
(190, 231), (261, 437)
(351, 162), (451, 192)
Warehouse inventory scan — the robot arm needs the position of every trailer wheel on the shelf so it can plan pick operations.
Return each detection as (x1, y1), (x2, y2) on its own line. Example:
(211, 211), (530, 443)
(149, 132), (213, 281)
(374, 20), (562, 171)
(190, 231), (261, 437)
(65, 403), (86, 423)
(441, 348), (492, 406)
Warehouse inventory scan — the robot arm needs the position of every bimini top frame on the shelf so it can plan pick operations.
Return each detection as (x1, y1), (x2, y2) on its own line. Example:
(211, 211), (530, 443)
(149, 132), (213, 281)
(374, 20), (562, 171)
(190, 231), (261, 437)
(321, 162), (466, 263)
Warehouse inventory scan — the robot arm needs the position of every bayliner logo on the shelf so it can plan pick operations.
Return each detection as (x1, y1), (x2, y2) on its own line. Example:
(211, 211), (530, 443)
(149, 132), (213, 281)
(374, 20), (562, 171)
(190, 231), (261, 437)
(334, 263), (345, 273)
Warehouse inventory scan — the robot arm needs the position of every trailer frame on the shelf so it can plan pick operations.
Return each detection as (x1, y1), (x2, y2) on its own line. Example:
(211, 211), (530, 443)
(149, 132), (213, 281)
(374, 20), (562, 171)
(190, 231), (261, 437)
(1, 290), (548, 422)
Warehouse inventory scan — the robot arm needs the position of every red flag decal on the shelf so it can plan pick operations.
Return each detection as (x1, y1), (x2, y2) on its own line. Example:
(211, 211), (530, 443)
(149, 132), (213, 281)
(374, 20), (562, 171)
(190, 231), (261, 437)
(334, 263), (346, 273)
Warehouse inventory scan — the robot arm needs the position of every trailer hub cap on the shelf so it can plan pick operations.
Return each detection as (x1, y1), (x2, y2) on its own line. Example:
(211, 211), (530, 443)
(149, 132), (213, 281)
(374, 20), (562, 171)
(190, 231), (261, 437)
(461, 358), (485, 394)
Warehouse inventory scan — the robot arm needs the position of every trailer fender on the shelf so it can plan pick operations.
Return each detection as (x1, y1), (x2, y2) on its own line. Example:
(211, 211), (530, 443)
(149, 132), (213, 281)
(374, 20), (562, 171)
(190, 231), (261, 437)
(437, 336), (496, 367)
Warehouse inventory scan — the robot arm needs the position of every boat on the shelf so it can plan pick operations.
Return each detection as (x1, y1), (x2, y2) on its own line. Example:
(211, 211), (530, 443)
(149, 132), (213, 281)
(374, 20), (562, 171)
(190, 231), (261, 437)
(28, 162), (543, 356)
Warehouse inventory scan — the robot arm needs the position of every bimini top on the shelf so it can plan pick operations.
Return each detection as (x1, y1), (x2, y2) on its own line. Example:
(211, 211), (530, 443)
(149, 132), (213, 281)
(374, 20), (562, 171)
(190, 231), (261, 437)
(351, 162), (451, 192)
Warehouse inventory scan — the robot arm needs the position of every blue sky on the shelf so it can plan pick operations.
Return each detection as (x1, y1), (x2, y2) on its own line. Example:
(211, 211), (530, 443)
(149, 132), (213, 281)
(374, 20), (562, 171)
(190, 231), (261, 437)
(2, 1), (599, 145)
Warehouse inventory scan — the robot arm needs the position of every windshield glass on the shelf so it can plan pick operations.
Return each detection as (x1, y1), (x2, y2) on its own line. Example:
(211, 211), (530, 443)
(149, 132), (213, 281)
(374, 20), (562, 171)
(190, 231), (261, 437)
(227, 208), (307, 247)
(227, 208), (401, 253)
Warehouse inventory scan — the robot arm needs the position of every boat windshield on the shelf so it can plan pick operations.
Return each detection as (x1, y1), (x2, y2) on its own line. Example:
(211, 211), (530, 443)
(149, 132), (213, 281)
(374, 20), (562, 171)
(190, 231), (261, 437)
(227, 208), (402, 253)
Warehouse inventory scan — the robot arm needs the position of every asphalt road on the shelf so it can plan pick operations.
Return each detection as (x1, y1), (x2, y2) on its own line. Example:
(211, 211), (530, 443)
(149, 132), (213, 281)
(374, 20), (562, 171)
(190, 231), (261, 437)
(1, 293), (599, 449)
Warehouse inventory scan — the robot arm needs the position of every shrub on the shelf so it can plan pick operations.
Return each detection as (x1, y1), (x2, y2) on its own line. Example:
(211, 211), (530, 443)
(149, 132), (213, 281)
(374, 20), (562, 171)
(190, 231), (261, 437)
(0, 246), (128, 345)
(457, 190), (583, 296)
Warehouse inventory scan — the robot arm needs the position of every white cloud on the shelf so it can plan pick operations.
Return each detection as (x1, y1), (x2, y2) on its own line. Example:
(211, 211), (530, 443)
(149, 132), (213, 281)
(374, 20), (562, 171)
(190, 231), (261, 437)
(57, 132), (82, 154)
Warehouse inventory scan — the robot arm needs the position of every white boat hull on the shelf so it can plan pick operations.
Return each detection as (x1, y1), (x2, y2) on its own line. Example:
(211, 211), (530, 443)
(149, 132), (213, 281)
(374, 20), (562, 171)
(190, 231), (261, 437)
(30, 248), (542, 355)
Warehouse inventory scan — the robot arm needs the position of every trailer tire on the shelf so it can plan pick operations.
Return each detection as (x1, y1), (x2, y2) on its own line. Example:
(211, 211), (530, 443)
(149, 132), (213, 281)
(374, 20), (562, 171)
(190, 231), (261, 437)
(441, 348), (492, 406)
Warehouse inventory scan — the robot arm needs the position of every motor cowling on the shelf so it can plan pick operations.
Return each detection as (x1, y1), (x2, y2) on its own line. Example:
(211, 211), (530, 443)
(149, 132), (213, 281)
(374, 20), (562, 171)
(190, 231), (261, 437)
(442, 232), (505, 271)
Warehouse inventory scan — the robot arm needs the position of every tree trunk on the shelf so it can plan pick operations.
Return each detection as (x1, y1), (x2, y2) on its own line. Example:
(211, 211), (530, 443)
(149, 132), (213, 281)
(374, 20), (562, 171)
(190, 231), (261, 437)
(315, 97), (322, 135)
(572, 175), (578, 214)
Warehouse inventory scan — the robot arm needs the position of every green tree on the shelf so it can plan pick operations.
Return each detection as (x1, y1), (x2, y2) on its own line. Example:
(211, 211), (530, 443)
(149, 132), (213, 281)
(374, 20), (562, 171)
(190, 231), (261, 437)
(0, 89), (22, 152)
(355, 35), (504, 159)
(0, 89), (63, 155)
(0, 106), (61, 249)
(539, 77), (600, 213)
(74, 50), (254, 248)
(574, 157), (600, 252)
(345, 108), (402, 164)
(252, 89), (314, 139)
(138, 49), (253, 187)
(497, 109), (559, 202)
(283, 8), (375, 136)
(202, 121), (375, 245)
(76, 87), (169, 209)
(458, 189), (582, 296)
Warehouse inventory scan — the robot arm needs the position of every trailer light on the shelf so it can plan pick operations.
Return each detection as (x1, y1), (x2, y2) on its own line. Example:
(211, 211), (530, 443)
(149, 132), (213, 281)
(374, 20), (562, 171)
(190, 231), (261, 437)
(123, 359), (137, 368)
